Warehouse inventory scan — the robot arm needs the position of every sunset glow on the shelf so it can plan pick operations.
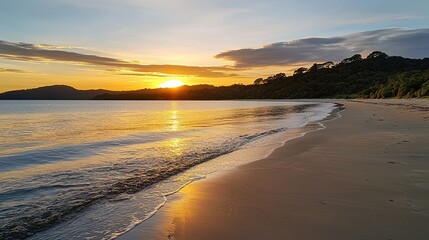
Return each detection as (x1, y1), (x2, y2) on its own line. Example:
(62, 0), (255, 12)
(1, 1), (429, 239)
(0, 1), (428, 93)
(159, 80), (185, 88)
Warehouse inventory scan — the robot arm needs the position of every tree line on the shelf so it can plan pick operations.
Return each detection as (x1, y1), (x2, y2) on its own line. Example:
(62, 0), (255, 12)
(95, 51), (429, 100)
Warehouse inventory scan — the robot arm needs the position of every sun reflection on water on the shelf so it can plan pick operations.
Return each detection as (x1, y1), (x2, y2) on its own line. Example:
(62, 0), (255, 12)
(170, 110), (179, 131)
(169, 101), (180, 131)
(167, 138), (184, 156)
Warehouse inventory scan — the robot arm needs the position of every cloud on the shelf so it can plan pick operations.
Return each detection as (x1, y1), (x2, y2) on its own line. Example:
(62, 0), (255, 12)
(215, 28), (429, 68)
(0, 67), (27, 73)
(34, 44), (88, 50)
(0, 40), (235, 78)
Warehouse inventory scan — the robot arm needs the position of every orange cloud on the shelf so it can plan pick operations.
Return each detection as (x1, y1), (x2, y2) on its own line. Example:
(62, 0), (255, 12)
(0, 67), (27, 73)
(0, 40), (237, 78)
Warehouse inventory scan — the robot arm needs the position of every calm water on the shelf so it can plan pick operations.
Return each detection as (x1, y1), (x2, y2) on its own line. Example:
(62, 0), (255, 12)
(0, 100), (336, 239)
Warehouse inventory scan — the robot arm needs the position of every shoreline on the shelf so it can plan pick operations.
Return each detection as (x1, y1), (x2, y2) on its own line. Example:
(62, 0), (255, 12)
(0, 100), (335, 240)
(112, 102), (340, 238)
(119, 99), (429, 240)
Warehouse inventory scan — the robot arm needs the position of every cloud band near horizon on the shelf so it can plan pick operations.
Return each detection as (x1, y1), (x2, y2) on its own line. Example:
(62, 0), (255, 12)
(0, 40), (236, 78)
(215, 28), (429, 68)
(1, 28), (429, 78)
(0, 67), (26, 73)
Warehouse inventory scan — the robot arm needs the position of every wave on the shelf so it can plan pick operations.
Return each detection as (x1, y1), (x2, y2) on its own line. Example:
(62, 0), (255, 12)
(0, 131), (191, 172)
(0, 125), (298, 240)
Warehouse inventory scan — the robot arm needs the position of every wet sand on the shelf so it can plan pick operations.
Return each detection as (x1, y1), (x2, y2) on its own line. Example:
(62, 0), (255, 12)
(119, 100), (429, 240)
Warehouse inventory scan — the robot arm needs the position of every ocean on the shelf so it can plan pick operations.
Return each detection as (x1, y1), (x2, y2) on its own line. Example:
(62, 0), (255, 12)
(0, 100), (337, 239)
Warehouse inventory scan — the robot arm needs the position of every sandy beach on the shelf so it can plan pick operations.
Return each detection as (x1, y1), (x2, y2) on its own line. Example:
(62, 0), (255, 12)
(119, 100), (429, 240)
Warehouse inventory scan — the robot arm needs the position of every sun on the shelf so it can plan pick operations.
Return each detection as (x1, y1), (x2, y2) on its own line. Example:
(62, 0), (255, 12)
(159, 80), (185, 88)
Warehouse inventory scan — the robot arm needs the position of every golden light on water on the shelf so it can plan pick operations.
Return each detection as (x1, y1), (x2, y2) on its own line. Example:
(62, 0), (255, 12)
(159, 80), (185, 88)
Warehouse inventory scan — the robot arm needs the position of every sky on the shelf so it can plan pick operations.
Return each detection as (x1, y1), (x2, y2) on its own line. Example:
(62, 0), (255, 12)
(1, 0), (429, 92)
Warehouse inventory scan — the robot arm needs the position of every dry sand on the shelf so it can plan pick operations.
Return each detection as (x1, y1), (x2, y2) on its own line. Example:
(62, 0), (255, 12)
(119, 100), (429, 240)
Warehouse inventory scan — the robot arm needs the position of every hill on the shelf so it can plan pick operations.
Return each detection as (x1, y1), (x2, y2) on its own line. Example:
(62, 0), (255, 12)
(0, 85), (113, 100)
(94, 51), (429, 100)
(1, 52), (428, 100)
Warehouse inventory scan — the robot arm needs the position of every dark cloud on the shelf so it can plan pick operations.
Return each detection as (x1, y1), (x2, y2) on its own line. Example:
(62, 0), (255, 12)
(215, 28), (429, 68)
(0, 67), (27, 73)
(0, 40), (235, 78)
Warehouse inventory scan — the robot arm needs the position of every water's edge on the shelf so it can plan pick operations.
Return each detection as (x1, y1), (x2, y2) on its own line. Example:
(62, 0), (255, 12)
(10, 101), (338, 239)
(115, 102), (344, 239)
